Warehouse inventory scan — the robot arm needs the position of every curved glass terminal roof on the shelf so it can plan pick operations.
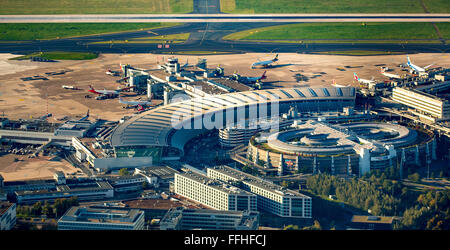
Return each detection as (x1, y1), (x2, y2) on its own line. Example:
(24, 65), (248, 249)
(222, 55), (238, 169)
(110, 87), (356, 149)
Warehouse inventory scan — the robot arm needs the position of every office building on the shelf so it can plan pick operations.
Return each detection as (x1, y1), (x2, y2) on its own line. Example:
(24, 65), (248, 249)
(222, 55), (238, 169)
(58, 206), (145, 230)
(0, 202), (16, 230)
(207, 166), (312, 218)
(392, 87), (450, 121)
(160, 207), (259, 230)
(174, 171), (257, 212)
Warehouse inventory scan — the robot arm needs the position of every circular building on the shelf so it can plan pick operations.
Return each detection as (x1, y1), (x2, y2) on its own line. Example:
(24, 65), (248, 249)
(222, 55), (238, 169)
(247, 120), (436, 176)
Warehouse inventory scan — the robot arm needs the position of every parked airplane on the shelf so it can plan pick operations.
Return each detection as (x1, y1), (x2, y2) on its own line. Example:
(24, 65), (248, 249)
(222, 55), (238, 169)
(332, 79), (350, 87)
(119, 96), (152, 107)
(406, 56), (433, 73)
(380, 68), (402, 79)
(137, 105), (145, 112)
(251, 54), (279, 68)
(39, 113), (52, 121)
(78, 110), (89, 121)
(88, 85), (132, 96)
(233, 71), (267, 84)
(106, 70), (120, 76)
(62, 85), (79, 90)
(353, 73), (376, 84)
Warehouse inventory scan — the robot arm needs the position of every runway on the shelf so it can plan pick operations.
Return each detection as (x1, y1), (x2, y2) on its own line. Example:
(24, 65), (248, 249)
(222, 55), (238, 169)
(0, 22), (449, 55)
(1, 14), (449, 23)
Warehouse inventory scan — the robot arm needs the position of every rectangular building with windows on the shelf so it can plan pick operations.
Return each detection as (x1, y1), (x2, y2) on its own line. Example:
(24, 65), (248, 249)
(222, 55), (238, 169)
(174, 172), (257, 212)
(392, 87), (450, 121)
(58, 206), (145, 230)
(0, 202), (16, 230)
(160, 207), (259, 230)
(207, 166), (312, 218)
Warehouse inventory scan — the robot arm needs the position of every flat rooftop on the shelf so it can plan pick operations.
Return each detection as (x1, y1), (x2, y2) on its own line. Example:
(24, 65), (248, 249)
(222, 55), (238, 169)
(209, 165), (310, 199)
(351, 215), (394, 224)
(188, 81), (228, 95)
(177, 171), (255, 196)
(209, 78), (253, 92)
(60, 206), (143, 225)
(124, 199), (184, 210)
(79, 137), (104, 158)
(138, 166), (179, 179)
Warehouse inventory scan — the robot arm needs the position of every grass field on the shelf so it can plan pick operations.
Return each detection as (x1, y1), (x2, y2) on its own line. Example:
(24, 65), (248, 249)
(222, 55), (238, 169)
(0, 0), (193, 14)
(0, 23), (180, 41)
(223, 23), (446, 41)
(220, 0), (449, 13)
(236, 39), (444, 44)
(90, 33), (190, 44)
(10, 51), (99, 60)
(436, 23), (450, 39)
(134, 33), (191, 40)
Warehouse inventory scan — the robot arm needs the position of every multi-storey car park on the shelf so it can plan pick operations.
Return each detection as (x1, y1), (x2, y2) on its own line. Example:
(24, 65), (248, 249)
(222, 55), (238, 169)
(247, 120), (436, 177)
(109, 86), (356, 163)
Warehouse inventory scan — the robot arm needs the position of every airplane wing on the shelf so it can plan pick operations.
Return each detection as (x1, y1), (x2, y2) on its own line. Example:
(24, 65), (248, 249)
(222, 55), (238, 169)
(424, 63), (434, 69)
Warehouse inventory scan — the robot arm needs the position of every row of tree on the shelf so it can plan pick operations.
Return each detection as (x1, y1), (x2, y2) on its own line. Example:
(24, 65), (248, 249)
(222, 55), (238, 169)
(16, 197), (79, 219)
(397, 190), (450, 230)
(306, 166), (450, 229)
(306, 173), (401, 216)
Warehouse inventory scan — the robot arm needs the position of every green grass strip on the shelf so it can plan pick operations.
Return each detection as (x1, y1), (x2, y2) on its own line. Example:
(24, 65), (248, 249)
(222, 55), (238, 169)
(10, 51), (99, 60)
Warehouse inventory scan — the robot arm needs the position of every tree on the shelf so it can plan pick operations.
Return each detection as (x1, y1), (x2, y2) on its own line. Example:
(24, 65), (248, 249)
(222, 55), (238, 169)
(43, 201), (54, 218)
(408, 173), (421, 183)
(119, 168), (130, 176)
(302, 220), (321, 230)
(283, 224), (299, 230)
(31, 201), (42, 217)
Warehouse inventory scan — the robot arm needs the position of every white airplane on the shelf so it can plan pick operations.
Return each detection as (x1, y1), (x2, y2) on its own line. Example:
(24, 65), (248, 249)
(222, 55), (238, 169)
(62, 85), (79, 90)
(354, 73), (376, 84)
(233, 71), (267, 84)
(332, 79), (350, 87)
(78, 110), (89, 121)
(119, 96), (151, 107)
(106, 70), (120, 76)
(406, 56), (433, 73)
(88, 85), (132, 96)
(380, 68), (402, 79)
(251, 54), (279, 69)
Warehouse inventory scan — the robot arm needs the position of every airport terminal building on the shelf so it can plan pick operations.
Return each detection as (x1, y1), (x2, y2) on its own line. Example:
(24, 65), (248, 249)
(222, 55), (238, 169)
(247, 120), (436, 176)
(109, 87), (356, 162)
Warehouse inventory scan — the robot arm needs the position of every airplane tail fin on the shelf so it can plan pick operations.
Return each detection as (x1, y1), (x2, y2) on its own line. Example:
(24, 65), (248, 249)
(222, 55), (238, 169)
(86, 109), (89, 117)
(407, 56), (411, 64)
(274, 54), (279, 60)
(261, 71), (267, 79)
(88, 85), (94, 90)
(353, 73), (359, 81)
